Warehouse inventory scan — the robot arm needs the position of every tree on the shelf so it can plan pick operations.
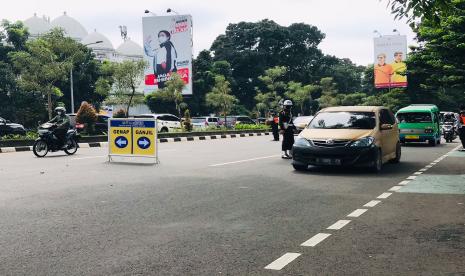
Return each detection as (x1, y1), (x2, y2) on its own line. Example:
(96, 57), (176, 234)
(109, 60), (147, 116)
(211, 20), (325, 109)
(318, 77), (341, 108)
(386, 0), (454, 24)
(254, 66), (287, 115)
(206, 75), (238, 124)
(285, 82), (318, 115)
(406, 0), (465, 110)
(76, 101), (97, 133)
(9, 30), (70, 119)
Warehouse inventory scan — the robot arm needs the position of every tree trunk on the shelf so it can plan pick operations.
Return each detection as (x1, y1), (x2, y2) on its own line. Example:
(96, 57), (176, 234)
(126, 86), (135, 118)
(47, 92), (52, 119)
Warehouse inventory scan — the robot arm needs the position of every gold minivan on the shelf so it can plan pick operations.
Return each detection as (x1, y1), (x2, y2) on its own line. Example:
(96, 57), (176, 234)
(292, 106), (401, 172)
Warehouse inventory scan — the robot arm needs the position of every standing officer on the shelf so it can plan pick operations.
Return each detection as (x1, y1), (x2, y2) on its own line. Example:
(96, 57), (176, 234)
(267, 110), (279, 141)
(279, 100), (295, 159)
(459, 105), (465, 150)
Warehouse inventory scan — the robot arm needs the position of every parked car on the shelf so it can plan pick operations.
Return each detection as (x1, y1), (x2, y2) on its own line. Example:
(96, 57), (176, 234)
(68, 113), (109, 134)
(0, 117), (26, 136)
(191, 117), (220, 129)
(95, 115), (110, 134)
(254, 117), (267, 124)
(133, 114), (181, 133)
(219, 116), (256, 128)
(292, 106), (401, 172)
(396, 104), (441, 146)
(293, 116), (314, 134)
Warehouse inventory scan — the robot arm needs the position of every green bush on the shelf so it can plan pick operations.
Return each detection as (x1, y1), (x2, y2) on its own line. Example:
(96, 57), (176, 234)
(183, 109), (193, 132)
(234, 124), (270, 130)
(0, 131), (39, 140)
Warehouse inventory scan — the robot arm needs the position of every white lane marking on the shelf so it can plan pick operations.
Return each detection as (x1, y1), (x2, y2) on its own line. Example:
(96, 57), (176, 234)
(73, 155), (106, 160)
(347, 209), (368, 218)
(377, 192), (392, 199)
(398, 180), (410, 185)
(425, 165), (433, 168)
(389, 186), (403, 192)
(364, 200), (381, 207)
(327, 220), (351, 230)
(264, 253), (301, 270)
(301, 233), (331, 247)
(414, 171), (423, 175)
(407, 176), (417, 180)
(209, 155), (281, 167)
(419, 168), (427, 172)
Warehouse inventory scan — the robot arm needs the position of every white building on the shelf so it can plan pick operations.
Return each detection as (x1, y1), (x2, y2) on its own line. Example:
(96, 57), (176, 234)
(22, 12), (148, 115)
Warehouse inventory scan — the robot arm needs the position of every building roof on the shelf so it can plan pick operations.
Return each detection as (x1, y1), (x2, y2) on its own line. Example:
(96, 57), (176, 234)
(23, 14), (51, 36)
(50, 12), (88, 40)
(116, 39), (143, 57)
(82, 30), (114, 50)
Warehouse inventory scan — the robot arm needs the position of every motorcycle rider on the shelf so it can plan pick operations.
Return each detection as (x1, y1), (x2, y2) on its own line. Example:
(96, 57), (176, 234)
(48, 107), (70, 147)
(279, 100), (295, 159)
(459, 105), (465, 150)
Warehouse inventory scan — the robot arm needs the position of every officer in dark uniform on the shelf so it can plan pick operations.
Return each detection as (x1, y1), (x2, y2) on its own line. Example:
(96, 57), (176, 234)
(459, 105), (465, 150)
(279, 100), (295, 159)
(267, 110), (279, 141)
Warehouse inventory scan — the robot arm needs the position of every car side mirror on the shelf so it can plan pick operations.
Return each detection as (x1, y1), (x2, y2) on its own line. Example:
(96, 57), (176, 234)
(381, 124), (393, 130)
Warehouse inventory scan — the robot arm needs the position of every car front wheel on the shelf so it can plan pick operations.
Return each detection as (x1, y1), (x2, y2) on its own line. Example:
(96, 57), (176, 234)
(371, 149), (383, 173)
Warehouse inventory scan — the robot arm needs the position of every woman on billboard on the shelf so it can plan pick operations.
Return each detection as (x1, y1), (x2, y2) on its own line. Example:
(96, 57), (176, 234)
(144, 30), (178, 88)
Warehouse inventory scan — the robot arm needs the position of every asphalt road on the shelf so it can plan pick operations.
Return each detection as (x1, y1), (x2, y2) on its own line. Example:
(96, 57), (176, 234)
(0, 136), (464, 275)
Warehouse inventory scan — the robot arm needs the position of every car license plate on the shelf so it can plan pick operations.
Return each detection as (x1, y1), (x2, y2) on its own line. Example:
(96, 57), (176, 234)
(317, 158), (341, 165)
(405, 135), (419, 139)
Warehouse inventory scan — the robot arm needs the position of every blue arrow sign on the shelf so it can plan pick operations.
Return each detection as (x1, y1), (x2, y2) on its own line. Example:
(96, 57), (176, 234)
(137, 137), (151, 149)
(115, 136), (128, 148)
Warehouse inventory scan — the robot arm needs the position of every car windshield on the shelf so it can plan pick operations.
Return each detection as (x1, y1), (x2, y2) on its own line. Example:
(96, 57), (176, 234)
(191, 118), (205, 123)
(308, 112), (376, 129)
(397, 112), (432, 123)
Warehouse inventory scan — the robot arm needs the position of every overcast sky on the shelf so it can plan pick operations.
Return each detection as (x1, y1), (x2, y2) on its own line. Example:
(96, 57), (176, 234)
(1, 0), (415, 65)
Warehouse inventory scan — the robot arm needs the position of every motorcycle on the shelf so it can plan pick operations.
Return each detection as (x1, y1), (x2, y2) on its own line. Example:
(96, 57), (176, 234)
(32, 123), (79, 157)
(442, 122), (457, 143)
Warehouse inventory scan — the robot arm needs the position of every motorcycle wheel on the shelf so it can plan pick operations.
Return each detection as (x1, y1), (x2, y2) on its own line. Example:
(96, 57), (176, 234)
(33, 140), (48, 157)
(64, 138), (78, 155)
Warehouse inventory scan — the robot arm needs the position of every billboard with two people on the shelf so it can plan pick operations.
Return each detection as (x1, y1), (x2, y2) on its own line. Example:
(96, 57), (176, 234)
(142, 15), (193, 95)
(373, 35), (407, 89)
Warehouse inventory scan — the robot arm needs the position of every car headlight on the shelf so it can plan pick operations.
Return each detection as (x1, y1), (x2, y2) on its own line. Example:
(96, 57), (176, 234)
(294, 137), (312, 147)
(350, 136), (375, 147)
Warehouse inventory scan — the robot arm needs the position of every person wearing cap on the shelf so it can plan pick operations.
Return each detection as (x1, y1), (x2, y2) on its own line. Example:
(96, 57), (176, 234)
(279, 100), (295, 159)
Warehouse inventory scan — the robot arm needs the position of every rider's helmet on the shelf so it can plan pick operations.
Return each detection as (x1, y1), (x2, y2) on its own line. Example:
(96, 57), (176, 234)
(54, 107), (66, 115)
(283, 100), (293, 110)
(444, 112), (455, 122)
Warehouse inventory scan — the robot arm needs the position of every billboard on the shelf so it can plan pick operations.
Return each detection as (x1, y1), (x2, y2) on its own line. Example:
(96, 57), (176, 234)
(373, 35), (407, 89)
(142, 15), (193, 95)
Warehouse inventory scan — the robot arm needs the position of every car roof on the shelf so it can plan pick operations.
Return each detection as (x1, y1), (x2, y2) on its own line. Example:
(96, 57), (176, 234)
(397, 104), (439, 113)
(320, 106), (385, 112)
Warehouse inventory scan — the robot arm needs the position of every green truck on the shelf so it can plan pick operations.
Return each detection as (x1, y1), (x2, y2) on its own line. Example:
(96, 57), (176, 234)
(395, 104), (442, 146)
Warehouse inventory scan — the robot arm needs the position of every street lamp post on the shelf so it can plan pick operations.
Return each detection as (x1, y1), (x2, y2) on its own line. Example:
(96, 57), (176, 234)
(70, 40), (103, 113)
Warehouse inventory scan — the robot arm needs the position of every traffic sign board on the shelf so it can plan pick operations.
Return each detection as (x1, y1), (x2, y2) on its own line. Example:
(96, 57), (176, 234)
(137, 137), (151, 149)
(115, 136), (128, 148)
(108, 118), (157, 161)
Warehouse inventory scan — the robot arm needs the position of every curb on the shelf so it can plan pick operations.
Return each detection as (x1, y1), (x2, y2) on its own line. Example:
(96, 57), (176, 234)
(0, 132), (271, 154)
